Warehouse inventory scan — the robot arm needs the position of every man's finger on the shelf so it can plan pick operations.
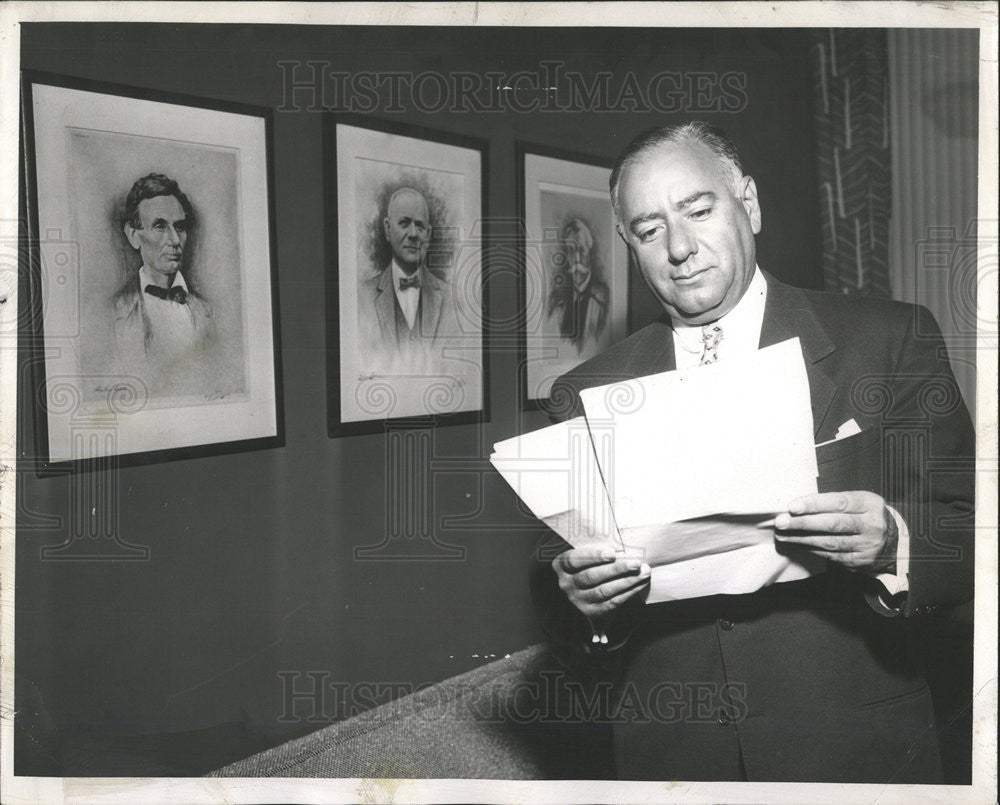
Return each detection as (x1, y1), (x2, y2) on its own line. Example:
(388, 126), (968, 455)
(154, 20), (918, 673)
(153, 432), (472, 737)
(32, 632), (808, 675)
(774, 534), (857, 552)
(775, 512), (862, 534)
(554, 547), (616, 572)
(576, 558), (650, 589)
(583, 573), (652, 608)
(555, 547), (644, 573)
(787, 492), (866, 515)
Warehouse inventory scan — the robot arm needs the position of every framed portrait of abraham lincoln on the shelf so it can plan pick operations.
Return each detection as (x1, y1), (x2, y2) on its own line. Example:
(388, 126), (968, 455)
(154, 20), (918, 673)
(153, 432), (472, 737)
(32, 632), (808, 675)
(22, 72), (283, 470)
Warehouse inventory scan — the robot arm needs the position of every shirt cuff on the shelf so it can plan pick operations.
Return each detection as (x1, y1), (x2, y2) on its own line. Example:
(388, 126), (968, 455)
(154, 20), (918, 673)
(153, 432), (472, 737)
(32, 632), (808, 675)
(875, 505), (910, 597)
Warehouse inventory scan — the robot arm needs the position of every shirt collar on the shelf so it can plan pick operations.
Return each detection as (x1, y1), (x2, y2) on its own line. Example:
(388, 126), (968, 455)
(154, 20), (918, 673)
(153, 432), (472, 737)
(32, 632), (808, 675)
(671, 266), (767, 354)
(140, 265), (189, 294)
(391, 259), (422, 290)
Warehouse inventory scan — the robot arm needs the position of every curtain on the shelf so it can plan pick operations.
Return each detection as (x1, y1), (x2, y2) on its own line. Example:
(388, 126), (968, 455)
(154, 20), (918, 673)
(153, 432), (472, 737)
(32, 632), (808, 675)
(888, 28), (979, 417)
(811, 30), (891, 295)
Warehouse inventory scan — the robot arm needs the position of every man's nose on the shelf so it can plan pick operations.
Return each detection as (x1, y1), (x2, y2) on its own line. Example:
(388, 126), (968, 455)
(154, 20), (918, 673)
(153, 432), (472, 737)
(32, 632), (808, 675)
(666, 223), (697, 264)
(165, 225), (182, 245)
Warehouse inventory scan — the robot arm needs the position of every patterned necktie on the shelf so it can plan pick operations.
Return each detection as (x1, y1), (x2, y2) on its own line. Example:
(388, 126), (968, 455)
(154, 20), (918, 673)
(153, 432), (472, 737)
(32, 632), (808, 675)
(399, 274), (421, 291)
(700, 323), (724, 365)
(144, 284), (188, 305)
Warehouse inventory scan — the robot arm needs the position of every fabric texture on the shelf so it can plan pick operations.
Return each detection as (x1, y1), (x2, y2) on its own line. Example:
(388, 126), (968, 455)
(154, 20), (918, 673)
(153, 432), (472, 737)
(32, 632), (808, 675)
(208, 645), (614, 779)
(812, 29), (892, 295)
(699, 323), (724, 365)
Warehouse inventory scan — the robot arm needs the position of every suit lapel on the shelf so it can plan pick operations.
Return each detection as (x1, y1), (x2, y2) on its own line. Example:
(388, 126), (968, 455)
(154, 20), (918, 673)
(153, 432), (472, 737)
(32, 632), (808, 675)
(374, 268), (397, 342)
(419, 267), (443, 338)
(625, 318), (677, 377)
(759, 275), (837, 437)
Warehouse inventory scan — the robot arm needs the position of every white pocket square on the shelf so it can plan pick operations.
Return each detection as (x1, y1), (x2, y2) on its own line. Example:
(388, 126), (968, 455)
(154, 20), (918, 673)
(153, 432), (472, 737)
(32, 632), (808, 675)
(816, 418), (862, 448)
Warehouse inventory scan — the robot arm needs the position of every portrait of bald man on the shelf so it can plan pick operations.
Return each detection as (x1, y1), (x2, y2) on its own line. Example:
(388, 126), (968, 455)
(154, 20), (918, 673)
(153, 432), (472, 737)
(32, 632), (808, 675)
(359, 185), (460, 372)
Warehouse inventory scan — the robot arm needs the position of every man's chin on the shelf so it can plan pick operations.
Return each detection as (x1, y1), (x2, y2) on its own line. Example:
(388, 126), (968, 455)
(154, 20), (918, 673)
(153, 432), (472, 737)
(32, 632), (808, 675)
(664, 293), (727, 324)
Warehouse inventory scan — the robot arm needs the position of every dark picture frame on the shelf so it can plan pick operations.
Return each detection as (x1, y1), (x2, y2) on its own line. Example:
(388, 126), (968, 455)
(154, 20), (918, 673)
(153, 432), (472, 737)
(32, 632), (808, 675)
(325, 115), (488, 438)
(517, 141), (629, 410)
(21, 71), (284, 472)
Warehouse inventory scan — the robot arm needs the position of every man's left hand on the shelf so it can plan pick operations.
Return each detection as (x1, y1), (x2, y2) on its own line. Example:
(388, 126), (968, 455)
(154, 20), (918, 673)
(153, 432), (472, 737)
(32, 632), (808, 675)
(774, 491), (898, 575)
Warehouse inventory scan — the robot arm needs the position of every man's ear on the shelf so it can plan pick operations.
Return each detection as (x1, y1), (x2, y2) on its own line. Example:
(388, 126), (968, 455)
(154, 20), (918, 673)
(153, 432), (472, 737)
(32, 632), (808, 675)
(383, 217), (391, 240)
(616, 223), (628, 245)
(741, 176), (762, 234)
(123, 222), (141, 250)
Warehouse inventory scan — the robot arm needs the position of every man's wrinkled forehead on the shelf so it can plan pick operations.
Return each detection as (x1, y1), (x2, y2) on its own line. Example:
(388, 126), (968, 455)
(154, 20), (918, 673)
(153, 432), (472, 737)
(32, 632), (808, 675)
(137, 194), (188, 224)
(620, 140), (736, 216)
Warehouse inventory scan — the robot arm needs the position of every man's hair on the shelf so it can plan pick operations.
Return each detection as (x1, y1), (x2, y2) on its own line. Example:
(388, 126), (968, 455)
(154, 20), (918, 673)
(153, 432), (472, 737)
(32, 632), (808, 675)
(123, 173), (195, 230)
(562, 218), (594, 252)
(609, 121), (745, 220)
(385, 186), (428, 218)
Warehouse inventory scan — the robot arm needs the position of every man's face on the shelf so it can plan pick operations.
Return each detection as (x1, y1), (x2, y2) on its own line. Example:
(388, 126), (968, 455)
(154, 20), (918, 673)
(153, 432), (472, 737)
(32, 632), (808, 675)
(616, 140), (761, 325)
(383, 189), (431, 273)
(562, 226), (593, 295)
(124, 195), (189, 278)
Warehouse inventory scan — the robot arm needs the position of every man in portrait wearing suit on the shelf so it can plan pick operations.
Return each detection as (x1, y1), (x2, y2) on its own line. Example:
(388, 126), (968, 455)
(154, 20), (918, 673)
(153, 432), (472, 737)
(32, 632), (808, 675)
(111, 173), (214, 384)
(361, 186), (458, 371)
(547, 217), (610, 353)
(533, 122), (975, 782)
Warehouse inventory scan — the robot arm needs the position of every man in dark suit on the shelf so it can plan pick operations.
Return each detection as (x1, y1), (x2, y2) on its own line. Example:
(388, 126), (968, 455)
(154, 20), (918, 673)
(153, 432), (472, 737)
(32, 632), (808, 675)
(534, 122), (975, 782)
(361, 187), (457, 372)
(111, 173), (214, 381)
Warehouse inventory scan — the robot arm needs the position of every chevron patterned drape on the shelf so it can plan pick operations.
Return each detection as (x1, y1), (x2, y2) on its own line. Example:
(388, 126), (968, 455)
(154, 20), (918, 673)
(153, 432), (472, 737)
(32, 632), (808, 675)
(811, 30), (891, 295)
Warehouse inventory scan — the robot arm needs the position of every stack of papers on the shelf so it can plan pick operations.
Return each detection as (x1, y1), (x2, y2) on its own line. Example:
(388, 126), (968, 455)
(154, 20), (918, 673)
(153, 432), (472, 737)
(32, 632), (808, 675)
(491, 338), (827, 603)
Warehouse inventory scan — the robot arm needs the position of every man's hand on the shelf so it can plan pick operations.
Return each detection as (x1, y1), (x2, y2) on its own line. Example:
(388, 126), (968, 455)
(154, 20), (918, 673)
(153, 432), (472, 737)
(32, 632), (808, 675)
(552, 546), (651, 620)
(774, 491), (898, 575)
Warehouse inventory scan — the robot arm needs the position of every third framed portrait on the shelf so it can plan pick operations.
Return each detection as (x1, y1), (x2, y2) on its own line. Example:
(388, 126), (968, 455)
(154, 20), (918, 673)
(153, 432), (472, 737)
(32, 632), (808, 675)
(326, 117), (487, 437)
(518, 143), (629, 406)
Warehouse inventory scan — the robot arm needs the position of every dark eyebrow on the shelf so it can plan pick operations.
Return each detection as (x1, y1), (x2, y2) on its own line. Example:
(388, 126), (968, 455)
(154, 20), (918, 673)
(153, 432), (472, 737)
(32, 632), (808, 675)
(627, 212), (661, 234)
(628, 191), (718, 233)
(675, 190), (716, 210)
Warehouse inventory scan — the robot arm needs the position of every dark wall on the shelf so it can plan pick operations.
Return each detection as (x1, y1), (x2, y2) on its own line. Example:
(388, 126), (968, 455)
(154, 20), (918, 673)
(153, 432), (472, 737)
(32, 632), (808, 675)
(16, 24), (822, 773)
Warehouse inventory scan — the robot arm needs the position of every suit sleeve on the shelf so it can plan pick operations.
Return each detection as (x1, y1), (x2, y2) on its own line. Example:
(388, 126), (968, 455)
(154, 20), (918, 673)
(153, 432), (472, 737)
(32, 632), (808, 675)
(880, 304), (975, 617)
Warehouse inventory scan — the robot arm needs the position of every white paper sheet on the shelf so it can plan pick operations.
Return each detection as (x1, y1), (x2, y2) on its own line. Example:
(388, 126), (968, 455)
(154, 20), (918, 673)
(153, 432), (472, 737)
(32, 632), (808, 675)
(492, 339), (826, 603)
(491, 417), (620, 548)
(578, 338), (818, 526)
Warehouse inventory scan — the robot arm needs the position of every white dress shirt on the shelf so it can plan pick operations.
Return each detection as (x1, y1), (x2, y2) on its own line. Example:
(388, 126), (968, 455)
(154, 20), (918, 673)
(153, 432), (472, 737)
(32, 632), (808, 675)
(391, 259), (420, 331)
(668, 266), (910, 597)
(139, 265), (199, 356)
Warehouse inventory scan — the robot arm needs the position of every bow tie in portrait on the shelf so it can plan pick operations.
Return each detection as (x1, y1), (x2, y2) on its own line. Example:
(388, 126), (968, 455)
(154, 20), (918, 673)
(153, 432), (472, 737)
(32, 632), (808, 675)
(144, 284), (188, 304)
(398, 275), (421, 291)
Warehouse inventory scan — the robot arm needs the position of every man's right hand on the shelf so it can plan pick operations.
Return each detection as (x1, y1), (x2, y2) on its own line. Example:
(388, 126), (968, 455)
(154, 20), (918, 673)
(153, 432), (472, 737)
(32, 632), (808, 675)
(552, 546), (652, 619)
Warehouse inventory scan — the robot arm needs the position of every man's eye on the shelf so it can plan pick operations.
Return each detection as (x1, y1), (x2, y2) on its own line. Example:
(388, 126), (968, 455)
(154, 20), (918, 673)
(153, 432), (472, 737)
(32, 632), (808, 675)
(174, 224), (187, 233)
(638, 226), (661, 243)
(152, 222), (166, 230)
(690, 208), (712, 220)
